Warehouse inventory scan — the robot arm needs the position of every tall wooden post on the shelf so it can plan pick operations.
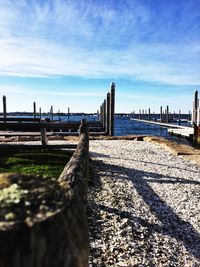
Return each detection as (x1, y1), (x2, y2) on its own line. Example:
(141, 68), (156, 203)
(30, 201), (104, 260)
(103, 99), (106, 131)
(192, 90), (200, 144)
(51, 106), (53, 122)
(109, 82), (115, 136)
(68, 107), (70, 122)
(106, 92), (110, 134)
(148, 108), (150, 121)
(39, 107), (41, 118)
(99, 105), (102, 124)
(166, 105), (169, 123)
(178, 109), (181, 125)
(160, 106), (163, 123)
(188, 110), (191, 121)
(3, 95), (7, 118)
(40, 118), (48, 146)
(192, 90), (198, 125)
(102, 102), (104, 129)
(33, 102), (36, 118)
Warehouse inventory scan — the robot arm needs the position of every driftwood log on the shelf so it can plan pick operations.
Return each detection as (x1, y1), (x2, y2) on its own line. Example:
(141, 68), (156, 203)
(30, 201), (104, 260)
(0, 120), (89, 267)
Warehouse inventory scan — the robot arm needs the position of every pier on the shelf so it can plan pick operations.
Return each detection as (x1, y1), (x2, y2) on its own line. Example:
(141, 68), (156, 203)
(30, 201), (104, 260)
(130, 90), (200, 144)
(0, 83), (116, 143)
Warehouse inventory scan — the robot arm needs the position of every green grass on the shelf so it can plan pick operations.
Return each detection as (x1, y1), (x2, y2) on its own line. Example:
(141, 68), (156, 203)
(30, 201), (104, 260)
(0, 149), (73, 178)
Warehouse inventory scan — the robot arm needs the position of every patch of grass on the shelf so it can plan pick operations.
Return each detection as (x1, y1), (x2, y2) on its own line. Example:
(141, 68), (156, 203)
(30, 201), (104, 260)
(0, 148), (73, 178)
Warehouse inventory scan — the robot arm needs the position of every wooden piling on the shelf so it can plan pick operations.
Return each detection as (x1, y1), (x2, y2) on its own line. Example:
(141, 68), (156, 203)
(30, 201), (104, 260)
(99, 105), (102, 124)
(192, 90), (200, 144)
(188, 110), (191, 121)
(102, 102), (105, 129)
(68, 107), (70, 122)
(109, 82), (115, 136)
(192, 90), (198, 125)
(39, 107), (41, 118)
(103, 99), (106, 131)
(40, 118), (48, 146)
(3, 95), (7, 118)
(51, 106), (53, 122)
(33, 102), (36, 118)
(106, 92), (110, 134)
(160, 106), (163, 123)
(166, 105), (169, 123)
(178, 109), (181, 125)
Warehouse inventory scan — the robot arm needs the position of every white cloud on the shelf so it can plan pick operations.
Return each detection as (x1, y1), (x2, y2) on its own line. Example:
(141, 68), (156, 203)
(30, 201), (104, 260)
(0, 85), (104, 97)
(0, 0), (200, 86)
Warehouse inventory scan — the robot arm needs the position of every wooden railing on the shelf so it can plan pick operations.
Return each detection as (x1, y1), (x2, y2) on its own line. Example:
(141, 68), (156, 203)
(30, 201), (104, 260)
(58, 119), (89, 204)
(0, 120), (90, 267)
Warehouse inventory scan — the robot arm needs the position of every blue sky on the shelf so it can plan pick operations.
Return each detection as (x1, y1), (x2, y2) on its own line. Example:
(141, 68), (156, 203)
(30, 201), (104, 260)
(0, 0), (200, 113)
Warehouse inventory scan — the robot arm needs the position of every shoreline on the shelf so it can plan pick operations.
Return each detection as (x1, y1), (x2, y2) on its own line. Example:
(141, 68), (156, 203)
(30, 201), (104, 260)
(1, 134), (199, 166)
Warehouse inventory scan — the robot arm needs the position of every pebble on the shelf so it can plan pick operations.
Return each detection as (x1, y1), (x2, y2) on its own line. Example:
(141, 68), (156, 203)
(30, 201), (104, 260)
(88, 140), (200, 267)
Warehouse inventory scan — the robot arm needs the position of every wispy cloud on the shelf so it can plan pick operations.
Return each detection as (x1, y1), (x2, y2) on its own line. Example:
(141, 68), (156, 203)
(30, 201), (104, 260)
(0, 85), (104, 97)
(0, 0), (200, 86)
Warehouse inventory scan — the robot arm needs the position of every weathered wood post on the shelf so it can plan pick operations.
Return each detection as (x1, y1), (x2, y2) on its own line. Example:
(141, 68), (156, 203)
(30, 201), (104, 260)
(52, 106), (54, 121)
(160, 106), (163, 123)
(192, 90), (200, 144)
(101, 104), (104, 125)
(103, 99), (106, 131)
(68, 107), (70, 122)
(142, 109), (144, 120)
(106, 92), (110, 134)
(188, 110), (191, 121)
(39, 107), (42, 118)
(33, 101), (36, 118)
(109, 82), (115, 136)
(148, 108), (150, 121)
(3, 95), (7, 118)
(79, 119), (89, 201)
(40, 118), (48, 146)
(178, 109), (181, 125)
(99, 105), (102, 124)
(139, 109), (141, 120)
(101, 102), (104, 128)
(192, 90), (198, 125)
(166, 105), (169, 123)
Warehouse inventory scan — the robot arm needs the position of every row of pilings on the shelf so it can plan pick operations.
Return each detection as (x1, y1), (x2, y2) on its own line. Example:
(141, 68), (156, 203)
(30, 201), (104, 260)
(135, 106), (188, 124)
(99, 82), (115, 136)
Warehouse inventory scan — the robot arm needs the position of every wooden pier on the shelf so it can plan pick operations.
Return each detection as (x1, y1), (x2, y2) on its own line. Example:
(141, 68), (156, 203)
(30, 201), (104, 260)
(130, 118), (193, 140)
(167, 128), (194, 139)
(0, 83), (116, 146)
(130, 118), (190, 129)
(131, 90), (200, 144)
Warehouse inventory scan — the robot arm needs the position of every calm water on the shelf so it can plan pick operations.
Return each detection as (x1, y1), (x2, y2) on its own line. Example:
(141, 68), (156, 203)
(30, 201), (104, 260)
(114, 116), (193, 145)
(17, 114), (193, 145)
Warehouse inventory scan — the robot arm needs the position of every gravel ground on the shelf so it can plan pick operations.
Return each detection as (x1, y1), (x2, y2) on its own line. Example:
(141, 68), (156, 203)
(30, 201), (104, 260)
(88, 140), (200, 267)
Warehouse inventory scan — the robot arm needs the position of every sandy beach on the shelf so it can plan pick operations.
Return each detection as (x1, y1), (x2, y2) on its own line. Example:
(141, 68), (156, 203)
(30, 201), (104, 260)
(88, 140), (200, 267)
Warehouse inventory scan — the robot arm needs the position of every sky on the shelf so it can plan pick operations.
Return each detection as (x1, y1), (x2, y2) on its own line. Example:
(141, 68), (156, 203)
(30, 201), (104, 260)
(0, 0), (200, 113)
